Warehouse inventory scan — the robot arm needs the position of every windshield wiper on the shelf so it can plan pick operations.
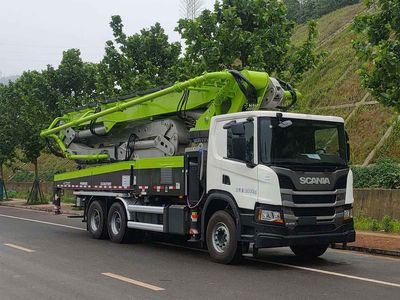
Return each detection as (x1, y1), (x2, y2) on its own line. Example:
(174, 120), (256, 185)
(307, 162), (346, 166)
(270, 161), (304, 166)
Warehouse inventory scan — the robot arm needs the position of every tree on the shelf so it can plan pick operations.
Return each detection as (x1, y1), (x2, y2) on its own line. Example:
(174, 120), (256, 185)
(52, 49), (98, 111)
(353, 0), (400, 112)
(0, 84), (18, 199)
(180, 0), (204, 19)
(176, 0), (294, 76)
(12, 71), (59, 204)
(284, 0), (302, 22)
(176, 0), (320, 81)
(96, 16), (181, 97)
(287, 20), (324, 82)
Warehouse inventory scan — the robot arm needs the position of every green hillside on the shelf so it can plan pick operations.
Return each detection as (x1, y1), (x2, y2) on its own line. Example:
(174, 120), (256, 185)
(293, 3), (399, 165)
(4, 3), (399, 183)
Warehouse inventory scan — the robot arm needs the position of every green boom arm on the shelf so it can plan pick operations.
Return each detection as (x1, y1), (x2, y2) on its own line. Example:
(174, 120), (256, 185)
(41, 70), (295, 161)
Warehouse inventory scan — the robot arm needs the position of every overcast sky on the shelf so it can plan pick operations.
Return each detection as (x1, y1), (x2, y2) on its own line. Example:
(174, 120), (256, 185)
(0, 0), (215, 76)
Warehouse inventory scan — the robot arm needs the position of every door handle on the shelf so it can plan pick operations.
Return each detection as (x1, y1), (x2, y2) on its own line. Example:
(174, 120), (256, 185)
(222, 175), (231, 185)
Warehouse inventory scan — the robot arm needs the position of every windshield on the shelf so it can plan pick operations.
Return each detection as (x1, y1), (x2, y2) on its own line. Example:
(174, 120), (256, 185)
(259, 117), (348, 167)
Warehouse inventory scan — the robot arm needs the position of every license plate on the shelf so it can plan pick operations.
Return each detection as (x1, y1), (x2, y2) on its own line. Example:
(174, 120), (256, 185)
(298, 217), (317, 225)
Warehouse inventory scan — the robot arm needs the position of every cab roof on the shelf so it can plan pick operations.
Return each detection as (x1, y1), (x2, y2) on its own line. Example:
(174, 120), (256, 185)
(212, 111), (344, 124)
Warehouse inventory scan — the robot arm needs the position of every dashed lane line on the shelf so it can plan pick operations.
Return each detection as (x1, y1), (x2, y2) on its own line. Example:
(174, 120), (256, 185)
(4, 243), (35, 253)
(0, 213), (85, 231)
(102, 272), (165, 291)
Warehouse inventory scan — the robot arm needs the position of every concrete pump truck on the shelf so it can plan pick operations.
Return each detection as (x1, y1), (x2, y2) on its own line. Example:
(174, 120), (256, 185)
(41, 70), (355, 264)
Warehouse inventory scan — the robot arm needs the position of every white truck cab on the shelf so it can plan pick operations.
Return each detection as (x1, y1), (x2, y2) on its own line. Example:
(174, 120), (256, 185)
(203, 111), (355, 262)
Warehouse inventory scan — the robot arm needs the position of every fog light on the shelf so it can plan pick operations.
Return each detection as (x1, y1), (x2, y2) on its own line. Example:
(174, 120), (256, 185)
(258, 209), (283, 223)
(344, 208), (353, 220)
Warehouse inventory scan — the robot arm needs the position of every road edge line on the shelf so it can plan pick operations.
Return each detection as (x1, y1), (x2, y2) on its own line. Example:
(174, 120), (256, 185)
(248, 257), (400, 288)
(0, 213), (85, 231)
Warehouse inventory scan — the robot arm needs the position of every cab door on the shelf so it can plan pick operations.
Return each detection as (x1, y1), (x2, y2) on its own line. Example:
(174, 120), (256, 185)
(214, 118), (259, 210)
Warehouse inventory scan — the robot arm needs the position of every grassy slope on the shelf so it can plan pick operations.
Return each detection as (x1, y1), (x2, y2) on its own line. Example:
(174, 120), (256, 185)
(5, 3), (399, 181)
(293, 3), (398, 165)
(291, 3), (365, 46)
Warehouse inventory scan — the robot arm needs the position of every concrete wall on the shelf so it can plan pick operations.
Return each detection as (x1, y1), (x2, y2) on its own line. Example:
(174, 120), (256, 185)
(4, 182), (400, 220)
(354, 189), (400, 220)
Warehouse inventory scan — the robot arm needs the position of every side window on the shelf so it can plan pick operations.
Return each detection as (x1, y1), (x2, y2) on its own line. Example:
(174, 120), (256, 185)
(227, 121), (254, 162)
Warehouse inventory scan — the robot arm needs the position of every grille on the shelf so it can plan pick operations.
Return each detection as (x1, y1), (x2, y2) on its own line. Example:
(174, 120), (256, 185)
(292, 194), (336, 204)
(278, 174), (348, 191)
(292, 207), (335, 217)
(335, 175), (348, 189)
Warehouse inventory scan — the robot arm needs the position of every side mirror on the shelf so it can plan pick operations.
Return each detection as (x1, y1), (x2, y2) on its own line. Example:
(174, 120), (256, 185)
(225, 119), (256, 167)
(345, 131), (350, 163)
(231, 123), (245, 135)
(223, 120), (236, 130)
(231, 135), (246, 160)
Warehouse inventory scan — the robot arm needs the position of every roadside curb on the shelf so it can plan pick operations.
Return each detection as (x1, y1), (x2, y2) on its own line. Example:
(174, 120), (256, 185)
(0, 200), (81, 216)
(331, 243), (400, 257)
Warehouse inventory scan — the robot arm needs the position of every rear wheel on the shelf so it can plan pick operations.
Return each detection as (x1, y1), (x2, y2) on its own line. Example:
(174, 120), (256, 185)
(206, 210), (243, 264)
(87, 200), (108, 239)
(290, 244), (329, 258)
(107, 202), (128, 243)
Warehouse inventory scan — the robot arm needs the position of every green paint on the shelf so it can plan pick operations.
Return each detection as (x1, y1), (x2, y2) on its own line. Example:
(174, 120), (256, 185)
(41, 72), (232, 138)
(54, 156), (184, 181)
(42, 70), (298, 162)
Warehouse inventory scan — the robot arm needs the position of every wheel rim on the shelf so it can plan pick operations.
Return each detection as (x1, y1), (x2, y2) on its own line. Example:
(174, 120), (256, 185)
(90, 208), (101, 231)
(212, 222), (230, 253)
(110, 210), (122, 236)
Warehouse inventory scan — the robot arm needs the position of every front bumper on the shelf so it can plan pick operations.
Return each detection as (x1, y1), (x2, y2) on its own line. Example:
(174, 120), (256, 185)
(255, 227), (355, 248)
(240, 211), (355, 248)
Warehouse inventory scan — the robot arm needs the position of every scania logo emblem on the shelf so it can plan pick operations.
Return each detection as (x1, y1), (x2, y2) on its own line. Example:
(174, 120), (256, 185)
(299, 177), (330, 185)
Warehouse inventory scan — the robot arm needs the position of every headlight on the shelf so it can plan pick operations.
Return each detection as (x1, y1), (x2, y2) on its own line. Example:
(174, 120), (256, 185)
(258, 209), (284, 224)
(344, 208), (353, 220)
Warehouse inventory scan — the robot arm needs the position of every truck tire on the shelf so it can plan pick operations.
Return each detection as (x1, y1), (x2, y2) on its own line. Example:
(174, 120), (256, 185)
(290, 244), (329, 258)
(107, 202), (128, 243)
(206, 210), (242, 264)
(87, 200), (108, 239)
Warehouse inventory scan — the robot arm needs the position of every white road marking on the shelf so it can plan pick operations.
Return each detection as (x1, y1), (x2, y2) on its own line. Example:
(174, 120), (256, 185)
(102, 272), (165, 291)
(0, 211), (398, 288)
(157, 243), (400, 288)
(248, 257), (400, 288)
(4, 243), (35, 253)
(330, 248), (400, 262)
(0, 214), (85, 231)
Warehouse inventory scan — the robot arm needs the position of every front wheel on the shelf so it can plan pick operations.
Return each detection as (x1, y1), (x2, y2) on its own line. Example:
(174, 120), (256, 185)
(206, 210), (243, 264)
(107, 202), (128, 243)
(290, 244), (329, 258)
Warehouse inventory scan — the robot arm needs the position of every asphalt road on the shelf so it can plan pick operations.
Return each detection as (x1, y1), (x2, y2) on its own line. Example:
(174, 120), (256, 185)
(0, 205), (399, 300)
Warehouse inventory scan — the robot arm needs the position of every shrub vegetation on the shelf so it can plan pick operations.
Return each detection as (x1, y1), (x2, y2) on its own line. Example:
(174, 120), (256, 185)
(352, 158), (400, 189)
